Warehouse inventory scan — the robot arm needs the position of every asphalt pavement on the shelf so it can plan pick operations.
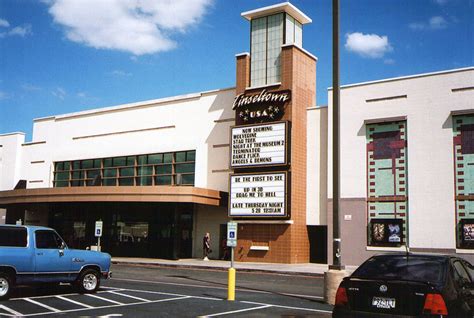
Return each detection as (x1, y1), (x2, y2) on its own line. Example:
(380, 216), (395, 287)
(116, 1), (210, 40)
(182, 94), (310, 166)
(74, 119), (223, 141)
(0, 263), (335, 317)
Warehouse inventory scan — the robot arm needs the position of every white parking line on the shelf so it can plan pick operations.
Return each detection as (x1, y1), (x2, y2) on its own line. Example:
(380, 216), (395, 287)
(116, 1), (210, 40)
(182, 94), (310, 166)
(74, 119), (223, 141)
(118, 287), (222, 301)
(108, 291), (151, 302)
(9, 287), (121, 301)
(112, 277), (322, 299)
(0, 304), (22, 316)
(242, 300), (332, 314)
(203, 305), (272, 317)
(86, 294), (124, 305)
(1, 285), (330, 317)
(24, 295), (193, 317)
(56, 295), (94, 308)
(282, 292), (324, 300)
(24, 298), (60, 312)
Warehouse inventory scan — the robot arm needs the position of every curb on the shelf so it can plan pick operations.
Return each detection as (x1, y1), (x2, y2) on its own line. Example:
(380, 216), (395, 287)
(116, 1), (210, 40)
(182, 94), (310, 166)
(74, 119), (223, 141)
(111, 260), (325, 278)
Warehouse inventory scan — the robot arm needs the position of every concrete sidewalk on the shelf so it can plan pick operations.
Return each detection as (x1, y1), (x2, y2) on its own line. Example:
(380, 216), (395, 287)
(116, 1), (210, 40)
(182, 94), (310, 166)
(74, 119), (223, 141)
(112, 257), (357, 277)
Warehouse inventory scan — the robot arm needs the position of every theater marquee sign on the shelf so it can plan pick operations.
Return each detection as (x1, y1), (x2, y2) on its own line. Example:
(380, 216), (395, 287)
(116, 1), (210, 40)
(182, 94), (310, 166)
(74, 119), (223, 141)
(230, 122), (288, 168)
(229, 172), (287, 217)
(232, 89), (291, 123)
(229, 89), (292, 219)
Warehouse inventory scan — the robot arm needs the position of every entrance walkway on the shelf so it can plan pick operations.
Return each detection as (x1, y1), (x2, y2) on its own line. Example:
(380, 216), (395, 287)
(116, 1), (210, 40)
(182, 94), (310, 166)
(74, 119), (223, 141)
(111, 258), (357, 277)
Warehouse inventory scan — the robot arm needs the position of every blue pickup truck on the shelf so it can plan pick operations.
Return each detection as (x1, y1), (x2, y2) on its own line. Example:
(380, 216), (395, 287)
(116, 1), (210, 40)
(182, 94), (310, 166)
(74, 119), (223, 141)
(0, 225), (111, 300)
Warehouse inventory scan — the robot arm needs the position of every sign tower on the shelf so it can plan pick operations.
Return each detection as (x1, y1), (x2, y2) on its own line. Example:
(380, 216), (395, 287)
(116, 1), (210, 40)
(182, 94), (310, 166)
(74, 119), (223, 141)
(230, 3), (316, 263)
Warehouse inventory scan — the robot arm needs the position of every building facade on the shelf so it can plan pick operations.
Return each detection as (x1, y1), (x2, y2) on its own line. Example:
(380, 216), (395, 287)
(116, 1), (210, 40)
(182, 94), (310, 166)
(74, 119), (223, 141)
(0, 3), (328, 264)
(0, 89), (236, 259)
(327, 67), (474, 265)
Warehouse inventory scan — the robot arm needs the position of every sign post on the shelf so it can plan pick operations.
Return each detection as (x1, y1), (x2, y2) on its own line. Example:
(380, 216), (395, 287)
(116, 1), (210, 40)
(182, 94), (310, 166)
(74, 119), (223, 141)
(227, 221), (237, 301)
(95, 220), (103, 252)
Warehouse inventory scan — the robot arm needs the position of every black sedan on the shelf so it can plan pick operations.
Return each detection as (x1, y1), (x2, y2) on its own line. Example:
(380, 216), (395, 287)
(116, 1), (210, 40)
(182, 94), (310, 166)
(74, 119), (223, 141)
(333, 253), (474, 317)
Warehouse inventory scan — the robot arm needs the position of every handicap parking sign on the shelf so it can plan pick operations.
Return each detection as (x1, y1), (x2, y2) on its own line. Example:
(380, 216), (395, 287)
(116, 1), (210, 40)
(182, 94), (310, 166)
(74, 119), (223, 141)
(227, 222), (237, 247)
(95, 221), (103, 237)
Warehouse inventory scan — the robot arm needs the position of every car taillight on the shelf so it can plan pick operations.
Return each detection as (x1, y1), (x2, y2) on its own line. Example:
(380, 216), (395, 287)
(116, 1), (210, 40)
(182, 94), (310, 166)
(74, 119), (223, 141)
(335, 286), (349, 307)
(423, 293), (448, 315)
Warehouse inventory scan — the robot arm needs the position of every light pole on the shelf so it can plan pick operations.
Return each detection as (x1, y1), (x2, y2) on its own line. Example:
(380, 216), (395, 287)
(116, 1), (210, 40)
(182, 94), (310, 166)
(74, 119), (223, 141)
(324, 0), (347, 305)
(331, 0), (343, 272)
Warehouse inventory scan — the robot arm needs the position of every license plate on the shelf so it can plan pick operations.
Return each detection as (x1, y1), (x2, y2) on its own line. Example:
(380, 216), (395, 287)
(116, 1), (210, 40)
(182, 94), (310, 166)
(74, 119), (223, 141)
(372, 297), (396, 309)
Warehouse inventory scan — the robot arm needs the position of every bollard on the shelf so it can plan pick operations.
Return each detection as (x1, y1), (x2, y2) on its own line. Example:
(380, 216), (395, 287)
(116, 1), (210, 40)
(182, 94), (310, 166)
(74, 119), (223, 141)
(227, 267), (236, 301)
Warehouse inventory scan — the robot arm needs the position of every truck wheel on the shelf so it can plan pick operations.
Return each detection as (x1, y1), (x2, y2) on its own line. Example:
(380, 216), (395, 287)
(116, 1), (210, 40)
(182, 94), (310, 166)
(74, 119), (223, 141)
(0, 273), (12, 300)
(76, 269), (100, 293)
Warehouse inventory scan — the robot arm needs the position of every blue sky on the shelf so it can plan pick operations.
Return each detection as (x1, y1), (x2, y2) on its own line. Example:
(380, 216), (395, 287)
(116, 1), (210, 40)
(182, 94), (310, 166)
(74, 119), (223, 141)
(0, 0), (472, 140)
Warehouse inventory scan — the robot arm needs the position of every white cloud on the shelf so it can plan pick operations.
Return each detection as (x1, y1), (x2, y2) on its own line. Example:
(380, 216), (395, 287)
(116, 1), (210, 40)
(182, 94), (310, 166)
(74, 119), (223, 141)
(409, 16), (448, 30)
(0, 91), (8, 100)
(408, 22), (425, 30)
(429, 16), (447, 29)
(109, 69), (132, 77)
(433, 0), (448, 5)
(0, 19), (10, 28)
(8, 24), (32, 37)
(344, 32), (392, 58)
(76, 91), (100, 103)
(52, 87), (66, 100)
(384, 58), (395, 65)
(21, 83), (41, 91)
(45, 0), (213, 56)
(0, 23), (32, 38)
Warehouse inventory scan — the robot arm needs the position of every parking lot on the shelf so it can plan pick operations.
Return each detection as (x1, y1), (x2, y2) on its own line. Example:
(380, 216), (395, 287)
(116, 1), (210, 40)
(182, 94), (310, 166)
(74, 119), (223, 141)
(0, 265), (333, 317)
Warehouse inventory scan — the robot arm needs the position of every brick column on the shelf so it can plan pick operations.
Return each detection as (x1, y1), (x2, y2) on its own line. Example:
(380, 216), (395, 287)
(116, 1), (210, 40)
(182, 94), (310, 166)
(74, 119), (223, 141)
(282, 45), (317, 263)
(236, 53), (250, 95)
(232, 46), (316, 263)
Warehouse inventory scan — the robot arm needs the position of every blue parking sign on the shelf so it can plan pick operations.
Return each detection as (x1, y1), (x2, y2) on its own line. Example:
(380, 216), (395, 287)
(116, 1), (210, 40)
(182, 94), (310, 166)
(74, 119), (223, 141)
(95, 221), (103, 237)
(227, 222), (237, 247)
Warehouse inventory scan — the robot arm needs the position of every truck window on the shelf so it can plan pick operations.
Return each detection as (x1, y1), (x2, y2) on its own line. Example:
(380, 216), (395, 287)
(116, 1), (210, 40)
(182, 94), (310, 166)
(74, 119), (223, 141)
(35, 230), (65, 249)
(0, 226), (27, 247)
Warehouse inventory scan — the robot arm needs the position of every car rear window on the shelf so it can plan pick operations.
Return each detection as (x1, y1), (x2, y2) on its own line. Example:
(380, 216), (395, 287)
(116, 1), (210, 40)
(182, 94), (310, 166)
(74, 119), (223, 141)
(352, 255), (446, 284)
(0, 227), (27, 247)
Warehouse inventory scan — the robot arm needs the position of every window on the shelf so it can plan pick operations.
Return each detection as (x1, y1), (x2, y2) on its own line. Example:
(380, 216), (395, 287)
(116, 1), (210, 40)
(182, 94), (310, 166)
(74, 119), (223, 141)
(285, 15), (302, 47)
(352, 256), (446, 284)
(453, 261), (472, 285)
(266, 14), (284, 84)
(148, 154), (162, 164)
(373, 131), (401, 160)
(250, 13), (303, 87)
(53, 150), (196, 187)
(366, 121), (407, 246)
(0, 227), (27, 247)
(35, 230), (65, 249)
(250, 13), (284, 87)
(463, 261), (474, 281)
(461, 124), (474, 154)
(453, 115), (474, 248)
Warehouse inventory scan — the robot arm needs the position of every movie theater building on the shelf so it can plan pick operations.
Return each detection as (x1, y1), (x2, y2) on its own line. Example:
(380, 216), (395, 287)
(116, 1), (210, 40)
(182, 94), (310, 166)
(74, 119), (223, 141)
(327, 67), (474, 265)
(0, 3), (329, 263)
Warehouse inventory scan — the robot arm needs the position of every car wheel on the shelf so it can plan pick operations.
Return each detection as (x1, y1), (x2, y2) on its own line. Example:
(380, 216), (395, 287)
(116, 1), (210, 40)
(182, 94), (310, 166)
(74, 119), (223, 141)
(76, 269), (100, 293)
(0, 273), (12, 300)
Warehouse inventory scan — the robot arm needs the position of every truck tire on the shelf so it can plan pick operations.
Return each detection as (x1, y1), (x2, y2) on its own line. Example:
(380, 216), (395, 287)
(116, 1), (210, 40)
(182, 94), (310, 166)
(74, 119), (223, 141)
(76, 269), (100, 293)
(0, 273), (12, 300)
